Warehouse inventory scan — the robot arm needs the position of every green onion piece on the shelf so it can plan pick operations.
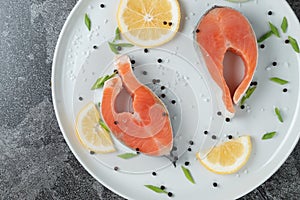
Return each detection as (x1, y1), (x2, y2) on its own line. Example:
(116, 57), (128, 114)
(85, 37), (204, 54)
(91, 73), (116, 90)
(275, 107), (283, 123)
(240, 96), (247, 106)
(99, 120), (110, 132)
(288, 36), (300, 53)
(269, 22), (280, 38)
(115, 43), (134, 47)
(117, 153), (138, 159)
(245, 86), (257, 99)
(269, 77), (289, 85)
(108, 42), (119, 54)
(257, 31), (273, 43)
(181, 166), (195, 184)
(144, 185), (168, 194)
(114, 27), (121, 42)
(262, 131), (277, 140)
(281, 17), (288, 33)
(84, 13), (91, 31)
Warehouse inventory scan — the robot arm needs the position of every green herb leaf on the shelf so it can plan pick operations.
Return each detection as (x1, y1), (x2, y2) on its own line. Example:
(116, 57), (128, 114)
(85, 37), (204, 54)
(269, 22), (280, 38)
(275, 107), (283, 123)
(99, 120), (110, 132)
(115, 43), (134, 47)
(269, 77), (289, 85)
(240, 96), (247, 106)
(117, 153), (138, 159)
(257, 31), (273, 43)
(262, 131), (277, 140)
(108, 42), (119, 54)
(91, 73), (116, 90)
(85, 13), (91, 31)
(144, 185), (168, 194)
(113, 27), (121, 42)
(281, 17), (288, 33)
(288, 36), (300, 53)
(181, 166), (195, 184)
(245, 86), (257, 99)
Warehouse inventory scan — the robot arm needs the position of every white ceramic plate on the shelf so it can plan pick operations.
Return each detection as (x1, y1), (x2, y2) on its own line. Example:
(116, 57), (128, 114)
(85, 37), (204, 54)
(52, 0), (300, 199)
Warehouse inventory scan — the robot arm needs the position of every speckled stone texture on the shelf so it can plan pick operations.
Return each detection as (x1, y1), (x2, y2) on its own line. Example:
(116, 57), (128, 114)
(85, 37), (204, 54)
(0, 0), (299, 199)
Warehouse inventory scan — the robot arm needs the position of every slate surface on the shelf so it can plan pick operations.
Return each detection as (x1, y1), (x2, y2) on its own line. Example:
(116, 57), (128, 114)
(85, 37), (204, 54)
(0, 0), (299, 199)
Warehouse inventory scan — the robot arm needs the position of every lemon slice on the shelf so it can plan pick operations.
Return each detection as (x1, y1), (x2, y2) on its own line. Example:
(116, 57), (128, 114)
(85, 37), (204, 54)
(117, 0), (181, 47)
(196, 136), (252, 174)
(75, 102), (116, 153)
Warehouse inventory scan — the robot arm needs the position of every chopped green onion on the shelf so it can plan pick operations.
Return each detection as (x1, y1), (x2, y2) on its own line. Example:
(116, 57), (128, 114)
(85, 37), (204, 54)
(84, 13), (91, 31)
(245, 86), (257, 99)
(117, 153), (138, 159)
(99, 120), (110, 132)
(288, 36), (300, 53)
(281, 17), (288, 33)
(240, 86), (257, 106)
(144, 185), (168, 194)
(257, 31), (273, 43)
(262, 132), (277, 140)
(269, 22), (280, 38)
(108, 42), (120, 54)
(275, 107), (283, 123)
(269, 77), (289, 85)
(181, 166), (195, 184)
(91, 73), (116, 90)
(115, 43), (134, 47)
(113, 27), (121, 42)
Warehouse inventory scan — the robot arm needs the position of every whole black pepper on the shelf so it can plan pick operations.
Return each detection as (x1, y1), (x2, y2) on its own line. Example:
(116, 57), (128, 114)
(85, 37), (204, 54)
(142, 71), (147, 75)
(152, 172), (157, 176)
(161, 86), (166, 90)
(225, 118), (231, 122)
(213, 182), (218, 187)
(217, 111), (222, 116)
(157, 58), (163, 63)
(93, 45), (98, 49)
(144, 48), (149, 53)
(268, 11), (273, 15)
(285, 39), (290, 44)
(160, 185), (166, 190)
(79, 97), (83, 101)
(114, 121), (118, 125)
(272, 61), (277, 66)
(204, 130), (208, 135)
(100, 3), (105, 8)
(171, 100), (176, 104)
(114, 166), (119, 171)
(168, 22), (173, 26)
(184, 161), (190, 166)
(196, 29), (200, 33)
(283, 88), (288, 92)
(189, 140), (194, 145)
(228, 135), (233, 140)
(240, 105), (245, 109)
(90, 151), (95, 155)
(163, 21), (167, 25)
(131, 60), (136, 64)
(117, 46), (122, 51)
(168, 192), (173, 197)
(260, 44), (265, 49)
(187, 148), (192, 152)
(161, 94), (166, 98)
(212, 135), (217, 140)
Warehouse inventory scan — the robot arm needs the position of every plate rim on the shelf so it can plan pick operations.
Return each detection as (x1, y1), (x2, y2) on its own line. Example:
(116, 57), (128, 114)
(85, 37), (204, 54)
(51, 0), (300, 199)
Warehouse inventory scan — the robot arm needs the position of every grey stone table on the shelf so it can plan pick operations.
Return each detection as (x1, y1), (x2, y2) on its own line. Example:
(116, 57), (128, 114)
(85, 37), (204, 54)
(0, 0), (299, 199)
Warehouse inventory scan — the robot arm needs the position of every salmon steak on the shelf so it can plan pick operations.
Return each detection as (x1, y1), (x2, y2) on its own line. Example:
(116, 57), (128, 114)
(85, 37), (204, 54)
(196, 6), (258, 114)
(101, 55), (173, 156)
